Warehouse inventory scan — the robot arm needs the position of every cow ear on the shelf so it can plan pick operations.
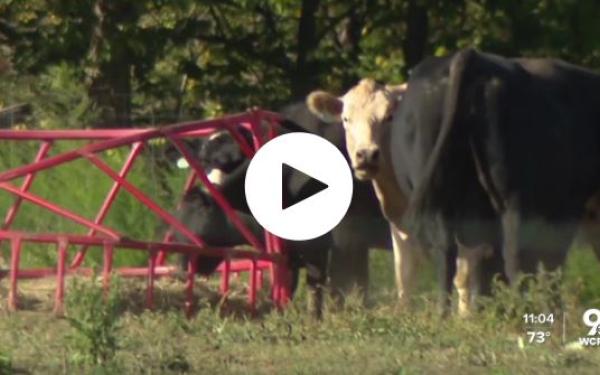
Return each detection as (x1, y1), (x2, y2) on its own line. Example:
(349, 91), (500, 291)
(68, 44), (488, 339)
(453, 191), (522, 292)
(306, 90), (343, 124)
(385, 83), (408, 114)
(385, 83), (408, 101)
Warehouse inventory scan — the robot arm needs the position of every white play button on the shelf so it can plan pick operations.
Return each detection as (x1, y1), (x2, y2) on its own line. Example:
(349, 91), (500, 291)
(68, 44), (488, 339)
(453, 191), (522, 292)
(245, 132), (353, 241)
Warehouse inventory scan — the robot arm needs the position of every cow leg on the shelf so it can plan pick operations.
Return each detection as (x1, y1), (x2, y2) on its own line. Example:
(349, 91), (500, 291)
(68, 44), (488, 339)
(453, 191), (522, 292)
(453, 241), (493, 317)
(453, 255), (471, 318)
(518, 218), (574, 274)
(288, 251), (302, 296)
(330, 218), (370, 304)
(328, 243), (369, 304)
(580, 193), (600, 261)
(511, 217), (574, 312)
(433, 243), (457, 317)
(391, 225), (418, 307)
(501, 204), (521, 285)
(305, 248), (329, 319)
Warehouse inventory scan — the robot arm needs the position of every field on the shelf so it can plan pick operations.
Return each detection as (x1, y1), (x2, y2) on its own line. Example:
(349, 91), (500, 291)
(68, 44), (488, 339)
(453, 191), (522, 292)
(2, 247), (600, 374)
(3, 143), (600, 374)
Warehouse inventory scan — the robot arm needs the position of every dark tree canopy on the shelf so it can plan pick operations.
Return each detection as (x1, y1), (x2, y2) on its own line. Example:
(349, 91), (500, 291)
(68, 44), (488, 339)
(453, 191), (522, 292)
(0, 0), (599, 128)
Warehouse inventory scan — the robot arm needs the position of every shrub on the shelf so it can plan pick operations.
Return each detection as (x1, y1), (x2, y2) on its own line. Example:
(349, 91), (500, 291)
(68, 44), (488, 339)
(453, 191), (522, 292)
(65, 277), (123, 369)
(480, 268), (567, 327)
(0, 350), (12, 375)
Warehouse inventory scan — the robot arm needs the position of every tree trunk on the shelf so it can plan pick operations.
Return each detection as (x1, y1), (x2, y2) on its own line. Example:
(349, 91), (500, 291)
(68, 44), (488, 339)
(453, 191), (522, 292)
(88, 0), (132, 127)
(291, 0), (321, 100)
(339, 0), (374, 89)
(402, 0), (429, 75)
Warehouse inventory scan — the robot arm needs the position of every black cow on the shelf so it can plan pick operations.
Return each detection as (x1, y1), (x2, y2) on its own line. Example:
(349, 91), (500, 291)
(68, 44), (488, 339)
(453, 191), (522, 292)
(175, 184), (331, 317)
(392, 50), (600, 313)
(174, 187), (262, 276)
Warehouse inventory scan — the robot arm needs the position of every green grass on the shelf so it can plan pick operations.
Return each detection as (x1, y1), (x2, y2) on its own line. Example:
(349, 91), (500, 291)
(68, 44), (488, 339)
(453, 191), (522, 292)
(0, 140), (187, 268)
(1, 249), (600, 374)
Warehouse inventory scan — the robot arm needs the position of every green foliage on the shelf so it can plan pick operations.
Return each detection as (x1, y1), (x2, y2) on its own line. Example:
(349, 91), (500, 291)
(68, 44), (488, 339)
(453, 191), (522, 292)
(564, 247), (600, 304)
(2, 1), (600, 123)
(33, 64), (99, 129)
(0, 62), (98, 129)
(65, 277), (123, 369)
(480, 269), (567, 327)
(0, 350), (12, 375)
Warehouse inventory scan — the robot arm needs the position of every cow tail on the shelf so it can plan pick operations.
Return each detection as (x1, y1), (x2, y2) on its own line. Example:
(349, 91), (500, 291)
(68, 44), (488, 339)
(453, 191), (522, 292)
(406, 49), (477, 234)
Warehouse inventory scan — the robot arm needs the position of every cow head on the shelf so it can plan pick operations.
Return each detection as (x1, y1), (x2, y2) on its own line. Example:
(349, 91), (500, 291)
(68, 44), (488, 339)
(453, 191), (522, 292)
(307, 79), (407, 181)
(200, 131), (247, 173)
(176, 129), (251, 186)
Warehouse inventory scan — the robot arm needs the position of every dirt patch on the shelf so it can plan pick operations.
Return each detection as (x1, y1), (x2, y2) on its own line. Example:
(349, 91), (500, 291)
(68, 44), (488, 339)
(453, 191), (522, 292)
(0, 272), (273, 317)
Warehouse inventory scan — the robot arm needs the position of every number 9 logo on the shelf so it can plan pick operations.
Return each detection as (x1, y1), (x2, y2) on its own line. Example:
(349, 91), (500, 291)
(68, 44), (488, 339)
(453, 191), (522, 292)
(583, 308), (600, 336)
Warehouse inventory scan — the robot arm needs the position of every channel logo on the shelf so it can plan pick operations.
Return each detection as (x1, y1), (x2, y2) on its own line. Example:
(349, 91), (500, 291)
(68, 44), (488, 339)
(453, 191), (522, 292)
(578, 308), (600, 347)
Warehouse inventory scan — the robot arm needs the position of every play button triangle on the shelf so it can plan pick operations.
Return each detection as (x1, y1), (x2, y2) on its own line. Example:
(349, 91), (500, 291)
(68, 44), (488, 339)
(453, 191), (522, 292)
(281, 163), (329, 210)
(245, 132), (353, 241)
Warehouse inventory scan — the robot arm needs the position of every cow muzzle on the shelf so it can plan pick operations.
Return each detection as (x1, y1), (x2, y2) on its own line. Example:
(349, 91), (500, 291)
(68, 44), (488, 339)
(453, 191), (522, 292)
(354, 147), (380, 180)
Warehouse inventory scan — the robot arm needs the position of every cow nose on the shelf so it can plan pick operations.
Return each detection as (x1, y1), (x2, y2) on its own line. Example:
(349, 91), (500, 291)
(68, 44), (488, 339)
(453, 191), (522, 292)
(370, 148), (380, 163)
(356, 148), (380, 164)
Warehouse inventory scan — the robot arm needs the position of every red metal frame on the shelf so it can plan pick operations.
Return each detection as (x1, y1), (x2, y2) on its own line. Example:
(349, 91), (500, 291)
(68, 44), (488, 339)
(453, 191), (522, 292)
(0, 109), (290, 315)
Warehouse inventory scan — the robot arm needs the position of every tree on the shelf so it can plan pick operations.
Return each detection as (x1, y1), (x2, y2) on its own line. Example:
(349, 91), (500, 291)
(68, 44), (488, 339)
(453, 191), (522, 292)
(1, 0), (599, 128)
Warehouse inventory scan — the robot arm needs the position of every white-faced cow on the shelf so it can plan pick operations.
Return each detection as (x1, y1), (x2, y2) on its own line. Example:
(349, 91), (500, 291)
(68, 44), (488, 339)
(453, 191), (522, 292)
(307, 79), (481, 314)
(308, 49), (600, 315)
(279, 102), (392, 299)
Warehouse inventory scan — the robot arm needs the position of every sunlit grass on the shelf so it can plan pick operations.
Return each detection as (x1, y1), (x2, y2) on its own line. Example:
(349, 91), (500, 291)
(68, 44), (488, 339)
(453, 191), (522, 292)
(1, 248), (600, 373)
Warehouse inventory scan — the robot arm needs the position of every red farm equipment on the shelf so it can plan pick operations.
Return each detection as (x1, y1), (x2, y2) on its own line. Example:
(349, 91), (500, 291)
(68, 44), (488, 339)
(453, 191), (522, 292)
(0, 110), (291, 316)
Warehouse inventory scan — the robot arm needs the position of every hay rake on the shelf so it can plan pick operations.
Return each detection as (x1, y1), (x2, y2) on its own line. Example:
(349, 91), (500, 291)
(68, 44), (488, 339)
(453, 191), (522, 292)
(0, 110), (291, 316)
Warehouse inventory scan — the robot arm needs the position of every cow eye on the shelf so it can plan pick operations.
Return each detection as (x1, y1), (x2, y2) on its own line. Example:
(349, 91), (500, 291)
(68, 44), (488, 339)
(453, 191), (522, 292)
(342, 116), (349, 123)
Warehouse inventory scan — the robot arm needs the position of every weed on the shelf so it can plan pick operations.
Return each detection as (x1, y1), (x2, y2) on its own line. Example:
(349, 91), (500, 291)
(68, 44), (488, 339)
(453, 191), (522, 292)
(480, 268), (567, 327)
(160, 352), (191, 373)
(0, 350), (12, 375)
(65, 276), (123, 368)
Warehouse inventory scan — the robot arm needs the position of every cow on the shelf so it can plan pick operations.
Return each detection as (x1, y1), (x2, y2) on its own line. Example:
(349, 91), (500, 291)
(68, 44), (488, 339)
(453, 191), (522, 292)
(308, 75), (501, 316)
(174, 124), (331, 317)
(580, 191), (600, 261)
(308, 49), (600, 315)
(199, 130), (252, 185)
(175, 184), (331, 317)
(174, 112), (391, 317)
(398, 50), (600, 283)
(279, 103), (392, 299)
(307, 79), (451, 312)
(174, 187), (262, 276)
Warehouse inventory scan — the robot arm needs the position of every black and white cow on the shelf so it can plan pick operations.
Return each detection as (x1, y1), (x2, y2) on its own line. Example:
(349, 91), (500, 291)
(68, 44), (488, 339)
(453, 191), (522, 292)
(174, 108), (391, 317)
